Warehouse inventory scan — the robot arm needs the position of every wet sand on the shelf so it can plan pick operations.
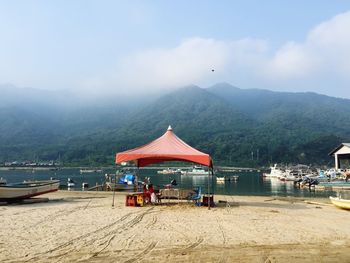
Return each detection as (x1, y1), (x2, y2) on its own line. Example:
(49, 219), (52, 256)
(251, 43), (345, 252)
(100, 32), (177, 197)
(0, 191), (349, 263)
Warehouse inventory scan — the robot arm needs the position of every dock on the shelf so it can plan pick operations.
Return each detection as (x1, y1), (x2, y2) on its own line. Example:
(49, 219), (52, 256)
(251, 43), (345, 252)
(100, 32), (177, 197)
(315, 183), (350, 191)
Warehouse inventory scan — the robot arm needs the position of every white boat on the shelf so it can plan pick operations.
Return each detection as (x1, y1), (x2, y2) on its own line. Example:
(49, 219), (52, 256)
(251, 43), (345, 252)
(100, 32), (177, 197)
(182, 166), (208, 175)
(157, 168), (181, 174)
(0, 177), (6, 185)
(0, 180), (59, 201)
(82, 182), (89, 190)
(216, 177), (225, 183)
(231, 175), (239, 181)
(329, 196), (350, 210)
(67, 178), (75, 188)
(216, 175), (239, 182)
(279, 169), (298, 181)
(80, 168), (103, 174)
(263, 164), (285, 178)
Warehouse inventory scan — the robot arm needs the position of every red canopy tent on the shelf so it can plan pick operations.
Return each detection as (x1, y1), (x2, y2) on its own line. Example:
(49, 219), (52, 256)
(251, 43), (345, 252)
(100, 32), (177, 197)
(115, 126), (213, 168)
(115, 126), (214, 208)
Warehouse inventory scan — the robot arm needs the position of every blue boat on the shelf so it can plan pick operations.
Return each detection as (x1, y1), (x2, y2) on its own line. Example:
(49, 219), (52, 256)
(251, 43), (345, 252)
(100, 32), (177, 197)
(104, 173), (139, 191)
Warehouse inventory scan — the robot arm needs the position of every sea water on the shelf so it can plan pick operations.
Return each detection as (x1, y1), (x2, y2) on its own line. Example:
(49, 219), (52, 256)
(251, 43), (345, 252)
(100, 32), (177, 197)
(0, 168), (336, 198)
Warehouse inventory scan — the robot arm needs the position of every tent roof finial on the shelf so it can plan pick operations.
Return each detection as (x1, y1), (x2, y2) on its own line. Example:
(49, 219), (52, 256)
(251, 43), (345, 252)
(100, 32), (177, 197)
(167, 125), (172, 131)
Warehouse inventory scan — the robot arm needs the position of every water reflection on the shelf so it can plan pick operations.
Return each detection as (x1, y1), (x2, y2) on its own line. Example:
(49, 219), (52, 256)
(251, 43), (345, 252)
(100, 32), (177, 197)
(0, 169), (337, 197)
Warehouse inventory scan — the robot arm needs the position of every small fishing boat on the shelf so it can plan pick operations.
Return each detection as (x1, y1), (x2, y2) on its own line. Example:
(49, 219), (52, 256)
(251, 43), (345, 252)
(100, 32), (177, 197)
(0, 177), (7, 185)
(216, 175), (239, 183)
(82, 182), (89, 190)
(157, 168), (181, 174)
(80, 168), (103, 174)
(216, 177), (225, 183)
(263, 164), (285, 178)
(329, 196), (350, 210)
(67, 178), (75, 188)
(0, 180), (60, 201)
(231, 175), (239, 181)
(182, 166), (208, 175)
(104, 173), (139, 191)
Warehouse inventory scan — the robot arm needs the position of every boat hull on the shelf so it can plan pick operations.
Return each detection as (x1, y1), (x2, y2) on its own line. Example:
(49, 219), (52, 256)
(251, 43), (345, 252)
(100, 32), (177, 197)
(329, 196), (350, 210)
(105, 182), (137, 191)
(0, 180), (60, 201)
(185, 172), (208, 175)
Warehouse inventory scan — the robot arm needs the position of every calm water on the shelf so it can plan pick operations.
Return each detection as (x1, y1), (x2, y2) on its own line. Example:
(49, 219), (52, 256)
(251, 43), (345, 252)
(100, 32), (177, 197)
(0, 168), (336, 198)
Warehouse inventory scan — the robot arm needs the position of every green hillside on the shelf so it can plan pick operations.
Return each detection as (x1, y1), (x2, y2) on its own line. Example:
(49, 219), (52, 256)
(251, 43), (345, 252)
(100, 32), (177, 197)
(0, 84), (348, 167)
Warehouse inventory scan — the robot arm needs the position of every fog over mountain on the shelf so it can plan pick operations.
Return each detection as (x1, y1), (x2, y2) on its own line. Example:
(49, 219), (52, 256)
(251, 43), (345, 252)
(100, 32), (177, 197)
(0, 83), (348, 166)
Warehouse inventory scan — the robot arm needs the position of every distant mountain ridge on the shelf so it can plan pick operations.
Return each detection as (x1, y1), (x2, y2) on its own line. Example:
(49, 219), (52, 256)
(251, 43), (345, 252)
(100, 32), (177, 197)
(0, 83), (347, 166)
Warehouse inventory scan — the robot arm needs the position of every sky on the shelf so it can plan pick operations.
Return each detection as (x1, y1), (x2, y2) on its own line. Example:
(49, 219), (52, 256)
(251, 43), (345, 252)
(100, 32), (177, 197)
(1, 0), (350, 98)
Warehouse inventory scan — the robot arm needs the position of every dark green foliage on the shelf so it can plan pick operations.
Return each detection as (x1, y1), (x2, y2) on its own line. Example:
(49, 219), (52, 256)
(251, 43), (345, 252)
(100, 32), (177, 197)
(0, 83), (349, 167)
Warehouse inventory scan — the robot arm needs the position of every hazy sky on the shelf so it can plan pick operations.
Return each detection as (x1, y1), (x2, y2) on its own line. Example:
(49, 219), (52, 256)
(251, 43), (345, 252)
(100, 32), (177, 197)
(1, 0), (350, 98)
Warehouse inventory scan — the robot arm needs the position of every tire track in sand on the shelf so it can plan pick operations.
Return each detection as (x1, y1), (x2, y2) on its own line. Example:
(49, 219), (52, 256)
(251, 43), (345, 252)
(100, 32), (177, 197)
(23, 211), (138, 262)
(215, 216), (226, 245)
(184, 237), (204, 250)
(89, 207), (156, 247)
(47, 207), (155, 262)
(123, 241), (158, 263)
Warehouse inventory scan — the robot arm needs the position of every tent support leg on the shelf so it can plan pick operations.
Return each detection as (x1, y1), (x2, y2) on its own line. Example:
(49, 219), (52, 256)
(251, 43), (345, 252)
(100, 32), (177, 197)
(112, 166), (117, 208)
(208, 168), (211, 210)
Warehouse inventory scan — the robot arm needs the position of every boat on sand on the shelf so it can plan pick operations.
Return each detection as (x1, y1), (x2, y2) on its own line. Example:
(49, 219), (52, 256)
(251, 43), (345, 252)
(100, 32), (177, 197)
(329, 196), (350, 210)
(104, 173), (139, 191)
(0, 180), (60, 201)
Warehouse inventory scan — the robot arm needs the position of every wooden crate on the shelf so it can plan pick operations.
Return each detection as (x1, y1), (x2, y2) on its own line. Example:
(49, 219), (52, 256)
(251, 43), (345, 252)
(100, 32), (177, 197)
(202, 195), (215, 207)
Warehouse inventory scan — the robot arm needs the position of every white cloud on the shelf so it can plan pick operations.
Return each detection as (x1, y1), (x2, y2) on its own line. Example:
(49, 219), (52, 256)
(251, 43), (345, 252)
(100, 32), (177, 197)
(263, 11), (350, 85)
(263, 41), (320, 78)
(86, 37), (267, 94)
(114, 38), (231, 92)
(81, 10), (350, 98)
(308, 11), (350, 77)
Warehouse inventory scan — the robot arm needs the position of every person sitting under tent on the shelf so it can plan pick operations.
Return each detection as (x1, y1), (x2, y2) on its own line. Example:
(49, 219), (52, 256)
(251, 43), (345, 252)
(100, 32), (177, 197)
(143, 183), (158, 204)
(148, 184), (158, 204)
(143, 183), (151, 204)
(164, 179), (177, 189)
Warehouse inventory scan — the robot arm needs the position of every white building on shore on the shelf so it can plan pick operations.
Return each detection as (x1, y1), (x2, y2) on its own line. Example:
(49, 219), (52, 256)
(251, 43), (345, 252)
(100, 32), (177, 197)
(329, 143), (350, 170)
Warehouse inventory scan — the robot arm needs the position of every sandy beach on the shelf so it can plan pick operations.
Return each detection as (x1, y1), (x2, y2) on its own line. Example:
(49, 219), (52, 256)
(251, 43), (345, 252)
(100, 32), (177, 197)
(1, 191), (349, 263)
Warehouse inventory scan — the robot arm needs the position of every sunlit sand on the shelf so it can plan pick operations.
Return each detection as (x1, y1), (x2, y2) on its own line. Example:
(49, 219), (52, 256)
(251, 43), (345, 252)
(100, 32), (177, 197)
(1, 191), (349, 262)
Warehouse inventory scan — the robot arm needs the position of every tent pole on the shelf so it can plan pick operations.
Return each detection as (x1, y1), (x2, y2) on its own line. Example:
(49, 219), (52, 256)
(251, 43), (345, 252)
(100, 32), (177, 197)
(211, 167), (215, 206)
(208, 167), (211, 210)
(112, 166), (117, 208)
(136, 165), (139, 192)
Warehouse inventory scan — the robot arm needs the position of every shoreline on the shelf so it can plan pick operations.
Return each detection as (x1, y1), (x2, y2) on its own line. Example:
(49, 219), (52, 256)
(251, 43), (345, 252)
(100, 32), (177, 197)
(0, 165), (266, 171)
(1, 191), (349, 262)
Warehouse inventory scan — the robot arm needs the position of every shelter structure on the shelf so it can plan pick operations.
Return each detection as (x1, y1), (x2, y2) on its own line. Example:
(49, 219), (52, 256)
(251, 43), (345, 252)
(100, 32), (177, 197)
(329, 143), (350, 170)
(115, 125), (214, 208)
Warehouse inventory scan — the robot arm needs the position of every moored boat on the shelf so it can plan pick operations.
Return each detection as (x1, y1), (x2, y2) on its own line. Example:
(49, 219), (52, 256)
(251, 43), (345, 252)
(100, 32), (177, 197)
(216, 177), (225, 183)
(216, 175), (239, 182)
(104, 173), (140, 191)
(82, 182), (89, 190)
(0, 177), (6, 185)
(315, 181), (350, 191)
(263, 164), (285, 178)
(182, 166), (208, 175)
(67, 178), (75, 188)
(329, 196), (350, 210)
(157, 168), (181, 174)
(80, 168), (103, 174)
(0, 180), (60, 201)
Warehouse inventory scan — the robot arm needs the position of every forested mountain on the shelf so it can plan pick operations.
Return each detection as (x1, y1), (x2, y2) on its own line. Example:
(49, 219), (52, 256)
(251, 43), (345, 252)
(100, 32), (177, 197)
(0, 83), (348, 167)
